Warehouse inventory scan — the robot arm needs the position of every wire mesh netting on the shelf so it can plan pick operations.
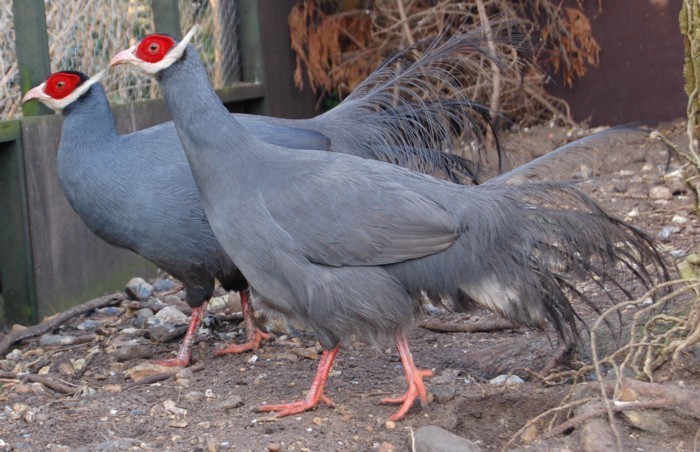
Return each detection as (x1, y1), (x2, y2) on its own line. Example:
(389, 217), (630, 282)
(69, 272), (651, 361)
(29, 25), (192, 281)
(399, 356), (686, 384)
(0, 0), (241, 120)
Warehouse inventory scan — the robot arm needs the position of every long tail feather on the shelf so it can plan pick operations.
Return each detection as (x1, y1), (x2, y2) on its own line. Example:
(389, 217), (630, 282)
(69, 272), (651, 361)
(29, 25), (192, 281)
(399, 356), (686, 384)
(309, 26), (517, 183)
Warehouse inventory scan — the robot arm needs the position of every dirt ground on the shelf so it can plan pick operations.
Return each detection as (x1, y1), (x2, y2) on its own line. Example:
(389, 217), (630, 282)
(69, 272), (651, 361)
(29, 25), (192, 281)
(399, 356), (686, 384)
(1, 121), (699, 451)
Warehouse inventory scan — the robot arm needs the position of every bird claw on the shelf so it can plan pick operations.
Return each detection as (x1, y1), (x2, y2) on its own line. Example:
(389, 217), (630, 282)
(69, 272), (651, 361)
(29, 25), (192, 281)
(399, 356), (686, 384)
(257, 394), (335, 417)
(214, 329), (270, 356)
(380, 367), (433, 421)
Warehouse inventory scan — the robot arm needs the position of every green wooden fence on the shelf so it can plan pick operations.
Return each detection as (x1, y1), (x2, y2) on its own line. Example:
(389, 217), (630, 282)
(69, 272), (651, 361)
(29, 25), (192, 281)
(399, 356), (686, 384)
(0, 0), (270, 326)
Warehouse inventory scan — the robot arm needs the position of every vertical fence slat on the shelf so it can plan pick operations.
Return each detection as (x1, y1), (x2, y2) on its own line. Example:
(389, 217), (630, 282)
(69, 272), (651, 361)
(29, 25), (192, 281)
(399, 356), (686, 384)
(0, 122), (37, 326)
(237, 0), (267, 114)
(152, 0), (182, 37)
(13, 0), (52, 117)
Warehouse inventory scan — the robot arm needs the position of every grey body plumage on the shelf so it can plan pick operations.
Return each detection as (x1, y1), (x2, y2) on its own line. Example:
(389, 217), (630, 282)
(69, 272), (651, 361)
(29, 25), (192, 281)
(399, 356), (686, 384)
(157, 43), (667, 351)
(56, 28), (502, 309)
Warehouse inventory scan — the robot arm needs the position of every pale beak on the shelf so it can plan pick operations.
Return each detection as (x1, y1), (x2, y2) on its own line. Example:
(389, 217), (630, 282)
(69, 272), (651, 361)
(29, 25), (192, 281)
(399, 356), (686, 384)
(109, 46), (138, 66)
(22, 83), (48, 104)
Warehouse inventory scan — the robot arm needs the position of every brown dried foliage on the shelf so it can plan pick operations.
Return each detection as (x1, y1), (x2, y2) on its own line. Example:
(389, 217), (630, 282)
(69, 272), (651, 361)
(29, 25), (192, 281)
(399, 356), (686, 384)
(288, 0), (603, 125)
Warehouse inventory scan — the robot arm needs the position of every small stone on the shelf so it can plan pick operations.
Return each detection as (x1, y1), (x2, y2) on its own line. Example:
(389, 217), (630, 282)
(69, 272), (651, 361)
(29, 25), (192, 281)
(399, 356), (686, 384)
(126, 277), (154, 301)
(649, 186), (673, 200)
(227, 292), (242, 312)
(102, 384), (123, 393)
(39, 334), (78, 346)
(613, 180), (628, 193)
(266, 443), (281, 452)
(133, 308), (154, 328)
(148, 306), (188, 326)
(205, 389), (215, 398)
(185, 391), (205, 403)
(384, 420), (396, 430)
(431, 368), (461, 385)
(489, 374), (524, 385)
(125, 363), (172, 381)
(667, 178), (689, 195)
(5, 349), (23, 360)
(573, 164), (593, 179)
(153, 278), (177, 292)
(163, 294), (187, 307)
(580, 402), (617, 451)
(96, 306), (124, 317)
(206, 437), (220, 452)
(169, 419), (189, 428)
(164, 399), (188, 417)
(672, 214), (688, 224)
(93, 438), (142, 450)
(657, 225), (682, 241)
(208, 296), (228, 313)
(622, 409), (669, 432)
(414, 426), (481, 452)
(294, 347), (319, 360)
(148, 324), (188, 343)
(378, 442), (395, 452)
(176, 368), (194, 380)
(72, 358), (86, 372)
(429, 384), (456, 403)
(214, 395), (244, 412)
(58, 362), (75, 376)
(107, 338), (154, 361)
(197, 421), (211, 429)
(77, 319), (102, 330)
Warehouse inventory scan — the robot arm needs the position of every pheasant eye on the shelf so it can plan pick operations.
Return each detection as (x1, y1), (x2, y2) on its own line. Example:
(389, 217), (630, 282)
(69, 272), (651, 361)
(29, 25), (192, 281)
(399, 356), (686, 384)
(44, 72), (82, 99)
(135, 34), (176, 63)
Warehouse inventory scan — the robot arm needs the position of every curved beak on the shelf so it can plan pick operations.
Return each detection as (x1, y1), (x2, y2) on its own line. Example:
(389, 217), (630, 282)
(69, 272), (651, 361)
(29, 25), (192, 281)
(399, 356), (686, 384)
(22, 83), (48, 104)
(109, 46), (138, 67)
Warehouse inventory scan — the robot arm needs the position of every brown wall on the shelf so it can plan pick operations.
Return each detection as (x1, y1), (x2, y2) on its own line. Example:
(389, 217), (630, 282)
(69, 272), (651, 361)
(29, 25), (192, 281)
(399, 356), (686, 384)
(546, 0), (686, 126)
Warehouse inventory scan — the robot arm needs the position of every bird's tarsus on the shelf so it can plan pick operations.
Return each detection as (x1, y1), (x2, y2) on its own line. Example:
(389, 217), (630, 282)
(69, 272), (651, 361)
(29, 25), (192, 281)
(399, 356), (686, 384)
(154, 302), (207, 367)
(380, 332), (433, 421)
(257, 346), (339, 417)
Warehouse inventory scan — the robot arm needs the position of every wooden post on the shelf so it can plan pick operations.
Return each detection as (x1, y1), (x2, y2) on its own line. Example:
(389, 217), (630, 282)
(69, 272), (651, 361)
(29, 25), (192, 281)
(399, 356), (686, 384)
(13, 0), (52, 117)
(238, 0), (267, 114)
(152, 0), (181, 37)
(0, 121), (37, 326)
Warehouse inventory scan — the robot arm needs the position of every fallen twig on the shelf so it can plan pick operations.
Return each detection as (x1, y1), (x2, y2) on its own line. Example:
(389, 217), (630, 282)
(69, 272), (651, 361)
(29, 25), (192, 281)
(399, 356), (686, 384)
(420, 318), (520, 333)
(0, 371), (80, 394)
(542, 399), (674, 440)
(0, 293), (126, 357)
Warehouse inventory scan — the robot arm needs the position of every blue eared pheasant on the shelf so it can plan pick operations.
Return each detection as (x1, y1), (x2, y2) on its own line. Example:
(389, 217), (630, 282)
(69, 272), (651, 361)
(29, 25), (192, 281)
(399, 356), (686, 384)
(109, 28), (667, 421)
(23, 29), (499, 367)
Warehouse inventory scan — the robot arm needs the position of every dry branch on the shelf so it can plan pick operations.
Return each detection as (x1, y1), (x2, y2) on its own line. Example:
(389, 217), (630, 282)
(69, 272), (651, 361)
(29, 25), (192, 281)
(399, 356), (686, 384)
(0, 293), (126, 357)
(420, 318), (520, 333)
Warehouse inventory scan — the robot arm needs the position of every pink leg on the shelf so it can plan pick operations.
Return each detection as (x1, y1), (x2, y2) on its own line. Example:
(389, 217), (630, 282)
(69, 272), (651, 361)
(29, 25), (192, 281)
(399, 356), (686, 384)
(257, 346), (339, 416)
(155, 301), (208, 367)
(380, 332), (433, 421)
(215, 291), (270, 356)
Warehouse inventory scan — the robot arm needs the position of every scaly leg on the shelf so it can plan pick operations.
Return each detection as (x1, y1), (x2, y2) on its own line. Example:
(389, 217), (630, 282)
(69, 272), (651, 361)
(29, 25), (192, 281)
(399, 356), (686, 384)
(380, 332), (433, 421)
(155, 301), (208, 367)
(215, 291), (270, 355)
(257, 346), (339, 416)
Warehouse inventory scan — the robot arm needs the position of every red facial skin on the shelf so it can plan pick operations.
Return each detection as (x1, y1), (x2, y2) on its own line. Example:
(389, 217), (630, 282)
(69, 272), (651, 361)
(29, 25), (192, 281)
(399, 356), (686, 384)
(135, 35), (177, 63)
(43, 72), (83, 99)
